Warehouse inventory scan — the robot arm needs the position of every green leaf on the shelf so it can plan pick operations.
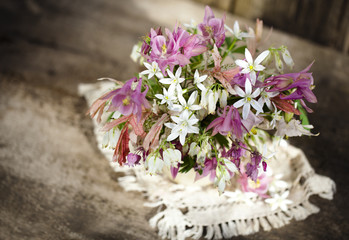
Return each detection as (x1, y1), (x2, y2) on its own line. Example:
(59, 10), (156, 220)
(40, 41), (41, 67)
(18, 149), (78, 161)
(214, 134), (230, 149)
(232, 45), (247, 54)
(296, 100), (310, 127)
(179, 155), (196, 173)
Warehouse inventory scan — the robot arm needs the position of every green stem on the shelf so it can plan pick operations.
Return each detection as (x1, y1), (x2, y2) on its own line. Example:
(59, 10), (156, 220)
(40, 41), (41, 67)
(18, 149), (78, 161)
(222, 38), (237, 61)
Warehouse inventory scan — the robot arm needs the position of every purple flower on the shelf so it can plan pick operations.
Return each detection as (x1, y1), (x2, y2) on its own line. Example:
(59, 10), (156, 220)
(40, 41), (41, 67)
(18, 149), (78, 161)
(198, 6), (226, 47)
(108, 77), (150, 122)
(245, 151), (262, 182)
(225, 141), (247, 168)
(172, 26), (207, 59)
(265, 62), (317, 112)
(206, 105), (243, 139)
(195, 157), (217, 182)
(125, 153), (141, 167)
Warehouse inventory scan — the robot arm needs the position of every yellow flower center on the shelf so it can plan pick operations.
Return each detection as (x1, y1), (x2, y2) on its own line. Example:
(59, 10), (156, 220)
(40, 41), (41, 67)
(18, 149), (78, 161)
(248, 178), (261, 189)
(249, 65), (254, 70)
(205, 25), (213, 34)
(246, 97), (252, 102)
(161, 44), (167, 55)
(122, 97), (130, 106)
(251, 127), (257, 135)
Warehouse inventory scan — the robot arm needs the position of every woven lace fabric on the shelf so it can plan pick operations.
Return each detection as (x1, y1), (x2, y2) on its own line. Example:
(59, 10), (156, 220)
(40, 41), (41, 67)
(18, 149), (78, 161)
(79, 82), (336, 240)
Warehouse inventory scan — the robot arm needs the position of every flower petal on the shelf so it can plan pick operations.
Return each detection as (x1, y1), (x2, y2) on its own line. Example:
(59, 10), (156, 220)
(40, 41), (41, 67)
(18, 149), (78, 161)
(242, 103), (250, 119)
(235, 59), (249, 69)
(245, 48), (253, 64)
(254, 50), (270, 65)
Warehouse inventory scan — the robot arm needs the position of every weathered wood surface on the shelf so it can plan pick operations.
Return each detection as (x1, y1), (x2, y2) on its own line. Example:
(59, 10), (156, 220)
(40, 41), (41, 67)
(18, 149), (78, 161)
(195, 0), (349, 53)
(0, 0), (348, 239)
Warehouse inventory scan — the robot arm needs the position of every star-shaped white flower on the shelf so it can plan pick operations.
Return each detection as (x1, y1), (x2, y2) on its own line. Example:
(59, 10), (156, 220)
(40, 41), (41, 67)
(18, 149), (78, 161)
(258, 89), (279, 112)
(235, 48), (270, 85)
(160, 67), (185, 88)
(172, 90), (201, 113)
(225, 21), (251, 40)
(155, 84), (177, 108)
(165, 110), (199, 146)
(265, 191), (293, 211)
(224, 189), (257, 205)
(193, 70), (207, 91)
(233, 79), (263, 119)
(140, 61), (164, 79)
(268, 173), (289, 193)
(269, 104), (282, 129)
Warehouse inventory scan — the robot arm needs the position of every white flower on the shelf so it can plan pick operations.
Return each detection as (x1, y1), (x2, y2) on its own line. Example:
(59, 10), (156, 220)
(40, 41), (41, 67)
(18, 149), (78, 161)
(275, 119), (317, 137)
(165, 110), (199, 146)
(172, 90), (201, 113)
(183, 19), (197, 29)
(199, 89), (219, 114)
(225, 21), (251, 40)
(219, 89), (228, 108)
(265, 191), (293, 211)
(235, 48), (270, 84)
(193, 70), (207, 91)
(215, 158), (239, 194)
(102, 128), (121, 149)
(155, 84), (177, 108)
(189, 139), (211, 164)
(281, 47), (294, 69)
(233, 79), (263, 119)
(269, 104), (282, 129)
(145, 154), (164, 175)
(207, 89), (219, 114)
(130, 43), (144, 64)
(188, 142), (199, 157)
(140, 61), (164, 79)
(224, 189), (257, 205)
(269, 174), (289, 193)
(163, 148), (182, 168)
(274, 51), (283, 72)
(160, 67), (185, 90)
(222, 158), (239, 174)
(215, 167), (231, 194)
(258, 89), (279, 112)
(261, 144), (276, 162)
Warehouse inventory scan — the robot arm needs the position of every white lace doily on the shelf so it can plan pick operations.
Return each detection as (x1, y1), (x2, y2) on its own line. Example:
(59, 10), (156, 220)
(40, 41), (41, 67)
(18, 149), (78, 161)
(79, 82), (336, 240)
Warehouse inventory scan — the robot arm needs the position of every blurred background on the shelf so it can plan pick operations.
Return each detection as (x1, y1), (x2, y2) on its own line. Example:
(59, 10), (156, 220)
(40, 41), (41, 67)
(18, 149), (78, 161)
(194, 0), (349, 53)
(0, 0), (348, 239)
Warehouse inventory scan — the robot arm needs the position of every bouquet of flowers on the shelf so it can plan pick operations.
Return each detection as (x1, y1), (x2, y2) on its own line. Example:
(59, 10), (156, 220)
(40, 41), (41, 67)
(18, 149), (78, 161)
(88, 6), (317, 196)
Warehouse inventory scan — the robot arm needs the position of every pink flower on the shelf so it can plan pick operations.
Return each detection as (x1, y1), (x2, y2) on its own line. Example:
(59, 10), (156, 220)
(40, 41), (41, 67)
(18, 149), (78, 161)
(172, 26), (207, 59)
(198, 6), (226, 47)
(206, 106), (243, 140)
(108, 77), (150, 122)
(239, 170), (271, 198)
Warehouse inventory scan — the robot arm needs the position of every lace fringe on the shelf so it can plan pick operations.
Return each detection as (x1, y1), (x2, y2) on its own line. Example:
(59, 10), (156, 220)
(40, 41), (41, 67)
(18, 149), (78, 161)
(144, 173), (335, 240)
